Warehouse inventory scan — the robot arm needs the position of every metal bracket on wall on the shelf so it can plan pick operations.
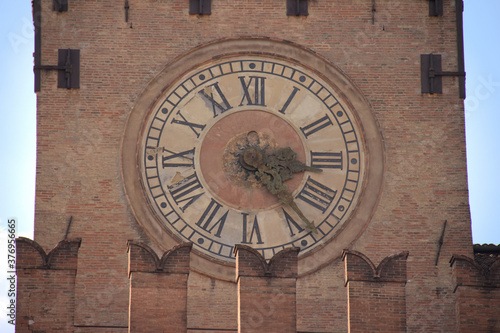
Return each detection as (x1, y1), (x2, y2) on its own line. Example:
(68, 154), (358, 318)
(53, 0), (68, 12)
(125, 0), (130, 22)
(371, 0), (376, 24)
(34, 49), (80, 90)
(435, 220), (447, 266)
(421, 54), (465, 97)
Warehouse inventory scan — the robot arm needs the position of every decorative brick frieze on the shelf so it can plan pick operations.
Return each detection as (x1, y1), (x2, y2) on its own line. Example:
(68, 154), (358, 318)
(343, 250), (409, 333)
(235, 245), (299, 333)
(15, 237), (82, 333)
(342, 250), (409, 284)
(17, 236), (82, 270)
(235, 245), (299, 279)
(127, 241), (192, 275)
(450, 254), (500, 332)
(128, 242), (192, 333)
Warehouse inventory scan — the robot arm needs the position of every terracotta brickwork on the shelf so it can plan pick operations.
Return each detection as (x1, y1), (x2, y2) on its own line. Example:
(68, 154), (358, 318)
(343, 250), (409, 333)
(451, 254), (500, 332)
(297, 258), (348, 331)
(235, 245), (299, 333)
(22, 0), (481, 332)
(128, 242), (192, 332)
(15, 237), (81, 332)
(187, 271), (238, 331)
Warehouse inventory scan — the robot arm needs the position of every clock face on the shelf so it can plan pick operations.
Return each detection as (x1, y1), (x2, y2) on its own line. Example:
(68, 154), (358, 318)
(139, 56), (366, 263)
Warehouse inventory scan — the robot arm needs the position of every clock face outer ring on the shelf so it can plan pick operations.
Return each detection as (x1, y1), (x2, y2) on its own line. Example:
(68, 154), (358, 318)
(121, 38), (384, 281)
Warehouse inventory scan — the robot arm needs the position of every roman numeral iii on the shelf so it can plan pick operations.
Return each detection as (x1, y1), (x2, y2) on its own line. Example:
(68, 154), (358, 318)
(310, 151), (343, 170)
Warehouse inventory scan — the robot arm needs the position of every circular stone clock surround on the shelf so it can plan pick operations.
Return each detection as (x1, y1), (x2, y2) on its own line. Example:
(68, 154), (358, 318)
(121, 38), (384, 281)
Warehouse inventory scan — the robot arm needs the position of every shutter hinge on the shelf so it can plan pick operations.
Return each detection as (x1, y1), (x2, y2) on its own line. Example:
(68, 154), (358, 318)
(34, 49), (80, 90)
(421, 54), (465, 97)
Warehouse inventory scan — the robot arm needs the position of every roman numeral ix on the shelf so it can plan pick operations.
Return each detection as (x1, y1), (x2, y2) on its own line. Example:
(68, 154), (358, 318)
(162, 148), (195, 168)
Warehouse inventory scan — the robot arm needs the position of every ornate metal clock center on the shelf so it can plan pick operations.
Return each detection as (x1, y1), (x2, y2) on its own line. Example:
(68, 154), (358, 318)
(222, 130), (277, 189)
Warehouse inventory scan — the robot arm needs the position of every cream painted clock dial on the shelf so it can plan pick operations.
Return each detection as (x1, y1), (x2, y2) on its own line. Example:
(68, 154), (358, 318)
(139, 56), (366, 263)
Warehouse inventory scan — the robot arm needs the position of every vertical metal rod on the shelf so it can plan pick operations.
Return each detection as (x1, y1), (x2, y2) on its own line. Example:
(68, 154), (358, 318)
(372, 0), (376, 24)
(64, 216), (73, 240)
(429, 55), (435, 94)
(455, 0), (466, 98)
(296, 0), (300, 16)
(435, 220), (447, 266)
(125, 0), (130, 22)
(33, 0), (42, 92)
(64, 49), (72, 89)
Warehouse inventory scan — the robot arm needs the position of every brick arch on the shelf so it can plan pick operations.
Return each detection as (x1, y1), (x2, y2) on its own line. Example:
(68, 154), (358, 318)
(451, 254), (484, 272)
(46, 238), (82, 269)
(450, 254), (489, 283)
(15, 237), (81, 332)
(127, 241), (160, 273)
(342, 250), (409, 282)
(128, 241), (193, 274)
(159, 242), (193, 273)
(377, 251), (409, 280)
(16, 237), (82, 269)
(235, 244), (300, 332)
(343, 249), (409, 332)
(451, 254), (500, 287)
(268, 247), (301, 277)
(341, 249), (377, 281)
(16, 237), (48, 268)
(451, 253), (500, 332)
(234, 244), (271, 276)
(235, 244), (300, 278)
(128, 241), (192, 331)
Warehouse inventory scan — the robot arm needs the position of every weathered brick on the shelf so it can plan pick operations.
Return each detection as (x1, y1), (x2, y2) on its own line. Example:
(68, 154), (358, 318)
(22, 0), (480, 331)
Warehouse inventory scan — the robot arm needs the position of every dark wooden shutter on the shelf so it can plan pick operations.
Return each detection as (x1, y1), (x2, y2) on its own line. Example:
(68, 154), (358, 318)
(53, 0), (68, 12)
(421, 54), (442, 94)
(190, 0), (211, 15)
(287, 0), (308, 16)
(57, 49), (80, 89)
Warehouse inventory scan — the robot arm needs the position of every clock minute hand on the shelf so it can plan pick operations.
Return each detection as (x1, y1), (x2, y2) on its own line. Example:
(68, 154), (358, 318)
(276, 190), (317, 234)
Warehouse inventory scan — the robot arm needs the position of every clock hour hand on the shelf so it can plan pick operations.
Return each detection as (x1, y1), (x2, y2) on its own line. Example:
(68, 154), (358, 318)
(265, 147), (322, 182)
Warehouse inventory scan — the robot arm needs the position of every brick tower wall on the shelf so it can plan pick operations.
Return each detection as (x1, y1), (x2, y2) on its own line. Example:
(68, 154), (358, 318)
(31, 0), (471, 331)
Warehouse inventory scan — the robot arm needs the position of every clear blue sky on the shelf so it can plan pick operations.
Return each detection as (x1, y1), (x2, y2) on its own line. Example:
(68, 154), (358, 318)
(0, 1), (498, 331)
